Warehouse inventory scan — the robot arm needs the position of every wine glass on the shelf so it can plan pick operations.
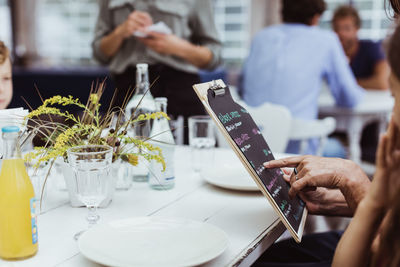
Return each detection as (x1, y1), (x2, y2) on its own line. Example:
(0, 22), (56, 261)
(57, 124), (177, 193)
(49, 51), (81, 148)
(67, 145), (113, 240)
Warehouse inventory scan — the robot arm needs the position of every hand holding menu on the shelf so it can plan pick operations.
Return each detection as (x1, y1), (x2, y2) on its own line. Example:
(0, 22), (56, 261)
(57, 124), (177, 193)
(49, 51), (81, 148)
(193, 80), (307, 242)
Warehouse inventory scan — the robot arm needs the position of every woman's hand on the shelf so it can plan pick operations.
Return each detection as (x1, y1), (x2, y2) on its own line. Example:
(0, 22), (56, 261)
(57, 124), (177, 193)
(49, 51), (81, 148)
(265, 156), (370, 212)
(366, 119), (400, 210)
(116, 11), (153, 39)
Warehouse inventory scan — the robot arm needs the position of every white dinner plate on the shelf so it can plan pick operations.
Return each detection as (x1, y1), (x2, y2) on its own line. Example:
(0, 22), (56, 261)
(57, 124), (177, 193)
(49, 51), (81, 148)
(201, 149), (292, 192)
(78, 217), (229, 267)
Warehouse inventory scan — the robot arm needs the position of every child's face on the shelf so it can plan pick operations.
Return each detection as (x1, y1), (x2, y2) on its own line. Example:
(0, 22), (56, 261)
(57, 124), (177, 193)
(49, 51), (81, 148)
(0, 58), (12, 109)
(390, 72), (400, 128)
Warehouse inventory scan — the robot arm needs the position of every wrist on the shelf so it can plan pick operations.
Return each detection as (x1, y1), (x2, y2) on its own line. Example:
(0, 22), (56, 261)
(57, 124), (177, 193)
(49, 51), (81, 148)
(340, 160), (370, 211)
(358, 197), (386, 215)
(173, 39), (193, 59)
(340, 160), (367, 191)
(114, 25), (127, 40)
(319, 189), (353, 217)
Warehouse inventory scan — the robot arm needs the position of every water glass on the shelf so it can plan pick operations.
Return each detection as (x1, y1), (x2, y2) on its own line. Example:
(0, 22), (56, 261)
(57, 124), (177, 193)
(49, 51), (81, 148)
(67, 145), (113, 240)
(28, 164), (49, 212)
(113, 159), (132, 190)
(188, 116), (216, 172)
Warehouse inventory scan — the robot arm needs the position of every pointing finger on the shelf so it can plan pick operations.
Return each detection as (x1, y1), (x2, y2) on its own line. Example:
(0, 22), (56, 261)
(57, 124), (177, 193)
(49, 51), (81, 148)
(264, 156), (305, 168)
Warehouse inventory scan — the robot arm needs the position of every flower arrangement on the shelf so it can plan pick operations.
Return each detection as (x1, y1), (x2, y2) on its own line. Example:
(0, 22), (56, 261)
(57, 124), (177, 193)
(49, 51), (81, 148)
(24, 81), (168, 172)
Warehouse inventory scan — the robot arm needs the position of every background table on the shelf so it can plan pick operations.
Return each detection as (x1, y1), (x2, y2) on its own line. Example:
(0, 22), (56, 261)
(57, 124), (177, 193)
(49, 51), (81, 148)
(318, 89), (393, 171)
(0, 147), (289, 267)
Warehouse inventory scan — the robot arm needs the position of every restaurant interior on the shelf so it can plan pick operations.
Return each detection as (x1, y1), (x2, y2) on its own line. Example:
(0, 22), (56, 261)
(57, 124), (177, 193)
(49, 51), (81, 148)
(0, 0), (398, 266)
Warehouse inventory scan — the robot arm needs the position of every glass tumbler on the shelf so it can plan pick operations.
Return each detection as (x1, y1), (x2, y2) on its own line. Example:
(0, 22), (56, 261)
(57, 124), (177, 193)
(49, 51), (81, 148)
(188, 115), (216, 172)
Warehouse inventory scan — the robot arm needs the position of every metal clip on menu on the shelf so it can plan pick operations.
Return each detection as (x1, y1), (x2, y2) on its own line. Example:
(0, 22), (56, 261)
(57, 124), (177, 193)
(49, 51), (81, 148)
(209, 80), (226, 97)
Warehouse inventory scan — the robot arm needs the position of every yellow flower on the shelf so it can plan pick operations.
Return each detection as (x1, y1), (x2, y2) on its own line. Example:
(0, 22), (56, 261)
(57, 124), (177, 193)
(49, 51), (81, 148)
(89, 94), (99, 105)
(127, 154), (139, 166)
(25, 106), (76, 122)
(24, 151), (39, 162)
(43, 95), (83, 107)
(132, 112), (170, 123)
(54, 128), (77, 148)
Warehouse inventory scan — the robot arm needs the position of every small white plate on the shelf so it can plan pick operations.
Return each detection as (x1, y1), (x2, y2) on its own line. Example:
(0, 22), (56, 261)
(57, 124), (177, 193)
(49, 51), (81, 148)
(78, 217), (229, 267)
(201, 149), (292, 192)
(202, 156), (259, 191)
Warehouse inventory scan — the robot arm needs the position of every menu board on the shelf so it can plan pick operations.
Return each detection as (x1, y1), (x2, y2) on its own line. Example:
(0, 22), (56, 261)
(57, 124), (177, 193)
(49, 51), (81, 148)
(193, 80), (307, 242)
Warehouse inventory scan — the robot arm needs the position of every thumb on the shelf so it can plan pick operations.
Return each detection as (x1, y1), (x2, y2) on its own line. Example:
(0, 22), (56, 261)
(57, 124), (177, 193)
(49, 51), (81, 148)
(282, 174), (290, 182)
(282, 167), (293, 176)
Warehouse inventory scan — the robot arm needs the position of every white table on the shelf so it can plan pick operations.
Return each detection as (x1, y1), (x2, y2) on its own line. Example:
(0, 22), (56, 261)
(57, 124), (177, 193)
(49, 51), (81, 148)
(2, 147), (289, 267)
(318, 90), (393, 166)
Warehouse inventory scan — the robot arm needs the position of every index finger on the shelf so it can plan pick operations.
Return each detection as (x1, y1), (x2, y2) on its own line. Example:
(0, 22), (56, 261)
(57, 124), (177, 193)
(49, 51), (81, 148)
(264, 156), (306, 168)
(131, 11), (153, 25)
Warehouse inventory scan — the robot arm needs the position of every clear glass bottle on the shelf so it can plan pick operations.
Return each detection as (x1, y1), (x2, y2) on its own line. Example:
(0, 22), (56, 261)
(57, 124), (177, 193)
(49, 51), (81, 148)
(125, 63), (156, 182)
(148, 98), (175, 190)
(0, 126), (38, 259)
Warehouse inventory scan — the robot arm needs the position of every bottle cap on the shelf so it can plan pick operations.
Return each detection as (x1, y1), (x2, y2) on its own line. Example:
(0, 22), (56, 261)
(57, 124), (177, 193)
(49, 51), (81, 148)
(2, 126), (20, 133)
(155, 97), (168, 103)
(136, 63), (148, 70)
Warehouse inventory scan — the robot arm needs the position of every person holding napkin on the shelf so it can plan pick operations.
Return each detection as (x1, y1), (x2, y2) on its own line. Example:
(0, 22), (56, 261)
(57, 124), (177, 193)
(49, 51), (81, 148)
(92, 0), (222, 123)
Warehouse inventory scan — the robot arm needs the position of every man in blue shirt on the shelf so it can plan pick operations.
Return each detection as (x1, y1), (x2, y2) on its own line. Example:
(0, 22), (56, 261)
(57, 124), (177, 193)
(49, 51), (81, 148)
(332, 5), (390, 163)
(332, 5), (389, 90)
(240, 0), (364, 154)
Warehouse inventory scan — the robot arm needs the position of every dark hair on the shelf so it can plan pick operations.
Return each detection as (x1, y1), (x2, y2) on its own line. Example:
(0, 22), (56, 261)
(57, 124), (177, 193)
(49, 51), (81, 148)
(388, 25), (400, 80)
(282, 0), (326, 25)
(389, 0), (400, 15)
(332, 5), (362, 28)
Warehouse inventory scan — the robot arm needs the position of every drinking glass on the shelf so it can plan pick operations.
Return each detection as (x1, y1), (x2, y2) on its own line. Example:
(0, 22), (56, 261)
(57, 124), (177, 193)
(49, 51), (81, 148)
(28, 163), (48, 212)
(188, 116), (216, 172)
(67, 145), (113, 240)
(113, 159), (132, 190)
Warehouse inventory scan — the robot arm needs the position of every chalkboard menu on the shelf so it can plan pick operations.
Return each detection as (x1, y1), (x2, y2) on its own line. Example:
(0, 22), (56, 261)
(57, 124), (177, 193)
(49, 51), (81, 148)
(193, 80), (307, 242)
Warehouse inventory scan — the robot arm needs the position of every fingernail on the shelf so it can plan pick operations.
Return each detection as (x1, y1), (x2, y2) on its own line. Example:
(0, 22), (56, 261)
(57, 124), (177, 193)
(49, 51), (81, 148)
(263, 162), (270, 167)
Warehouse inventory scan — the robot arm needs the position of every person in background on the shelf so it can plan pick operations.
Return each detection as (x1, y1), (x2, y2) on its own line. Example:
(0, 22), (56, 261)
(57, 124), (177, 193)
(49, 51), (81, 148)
(240, 0), (364, 155)
(332, 5), (390, 163)
(92, 0), (221, 143)
(332, 5), (390, 90)
(0, 41), (12, 110)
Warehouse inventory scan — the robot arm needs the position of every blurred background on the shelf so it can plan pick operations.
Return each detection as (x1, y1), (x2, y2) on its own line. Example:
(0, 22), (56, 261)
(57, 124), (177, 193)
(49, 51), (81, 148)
(0, 0), (394, 167)
(0, 0), (392, 71)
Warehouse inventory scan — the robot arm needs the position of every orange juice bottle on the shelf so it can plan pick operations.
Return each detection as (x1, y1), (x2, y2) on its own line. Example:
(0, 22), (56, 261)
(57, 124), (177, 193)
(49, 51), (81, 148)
(0, 126), (38, 259)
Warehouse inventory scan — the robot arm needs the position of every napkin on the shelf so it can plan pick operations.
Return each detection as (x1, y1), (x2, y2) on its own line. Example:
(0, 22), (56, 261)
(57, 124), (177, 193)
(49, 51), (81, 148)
(0, 108), (29, 157)
(133, 21), (172, 37)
